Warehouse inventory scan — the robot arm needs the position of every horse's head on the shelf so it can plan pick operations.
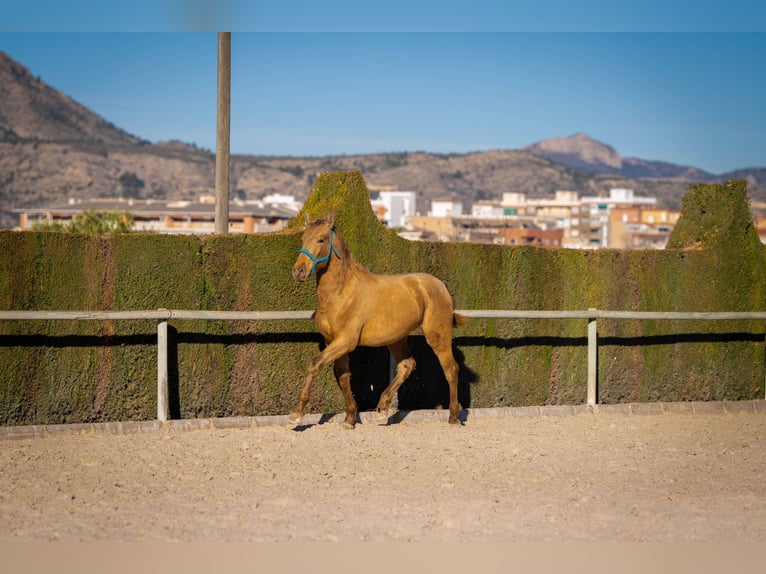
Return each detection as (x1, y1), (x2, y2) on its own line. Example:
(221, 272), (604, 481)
(292, 215), (341, 282)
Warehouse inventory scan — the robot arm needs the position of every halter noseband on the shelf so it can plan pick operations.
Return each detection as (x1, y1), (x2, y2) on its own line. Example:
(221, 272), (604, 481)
(298, 226), (341, 276)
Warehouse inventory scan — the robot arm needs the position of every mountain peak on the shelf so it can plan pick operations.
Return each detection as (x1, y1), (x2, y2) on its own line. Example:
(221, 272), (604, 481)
(0, 50), (140, 146)
(0, 51), (32, 79)
(523, 132), (718, 181)
(523, 133), (623, 171)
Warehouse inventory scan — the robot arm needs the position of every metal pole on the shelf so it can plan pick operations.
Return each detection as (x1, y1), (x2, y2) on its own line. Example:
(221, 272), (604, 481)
(157, 318), (169, 421)
(215, 32), (231, 234)
(587, 309), (598, 405)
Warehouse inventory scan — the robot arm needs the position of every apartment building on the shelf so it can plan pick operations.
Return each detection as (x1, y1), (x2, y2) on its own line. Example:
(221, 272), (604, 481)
(498, 188), (675, 249)
(751, 201), (766, 245)
(609, 207), (681, 249)
(499, 190), (586, 248)
(369, 191), (417, 228)
(408, 213), (564, 247)
(405, 188), (678, 249)
(430, 198), (464, 218)
(16, 196), (299, 234)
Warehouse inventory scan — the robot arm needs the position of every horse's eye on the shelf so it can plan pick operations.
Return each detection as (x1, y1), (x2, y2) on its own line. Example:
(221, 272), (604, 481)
(317, 237), (325, 244)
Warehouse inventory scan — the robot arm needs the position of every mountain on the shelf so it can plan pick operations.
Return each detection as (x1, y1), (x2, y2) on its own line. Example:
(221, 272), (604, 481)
(523, 133), (718, 182)
(1, 51), (764, 230)
(0, 52), (141, 146)
(523, 133), (623, 172)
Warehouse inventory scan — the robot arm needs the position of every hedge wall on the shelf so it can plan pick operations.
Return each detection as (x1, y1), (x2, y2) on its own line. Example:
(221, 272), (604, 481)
(1, 173), (764, 425)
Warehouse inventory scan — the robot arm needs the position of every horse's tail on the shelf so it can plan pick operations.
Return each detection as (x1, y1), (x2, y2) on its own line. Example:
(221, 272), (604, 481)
(453, 313), (468, 328)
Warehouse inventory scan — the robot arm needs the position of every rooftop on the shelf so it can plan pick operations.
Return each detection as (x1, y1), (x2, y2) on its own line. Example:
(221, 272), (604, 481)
(17, 197), (298, 220)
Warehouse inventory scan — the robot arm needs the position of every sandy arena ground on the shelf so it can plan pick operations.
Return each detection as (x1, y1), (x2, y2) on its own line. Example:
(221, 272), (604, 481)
(1, 408), (765, 542)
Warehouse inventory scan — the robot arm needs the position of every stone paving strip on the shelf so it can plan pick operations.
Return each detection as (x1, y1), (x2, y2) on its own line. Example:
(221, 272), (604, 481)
(2, 399), (765, 440)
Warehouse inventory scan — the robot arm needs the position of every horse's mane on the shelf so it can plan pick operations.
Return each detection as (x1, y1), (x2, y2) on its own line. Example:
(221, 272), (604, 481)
(312, 219), (375, 284)
(335, 231), (375, 284)
(347, 256), (375, 285)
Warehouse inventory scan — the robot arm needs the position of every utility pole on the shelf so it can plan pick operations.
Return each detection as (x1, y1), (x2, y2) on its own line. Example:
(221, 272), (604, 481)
(215, 32), (231, 234)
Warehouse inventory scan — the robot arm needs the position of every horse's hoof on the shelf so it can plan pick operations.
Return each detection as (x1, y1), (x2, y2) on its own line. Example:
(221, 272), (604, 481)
(287, 412), (302, 425)
(342, 421), (356, 430)
(374, 408), (392, 425)
(448, 416), (461, 425)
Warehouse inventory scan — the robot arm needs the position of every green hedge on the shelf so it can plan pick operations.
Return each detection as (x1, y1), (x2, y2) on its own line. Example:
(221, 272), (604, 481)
(1, 174), (764, 425)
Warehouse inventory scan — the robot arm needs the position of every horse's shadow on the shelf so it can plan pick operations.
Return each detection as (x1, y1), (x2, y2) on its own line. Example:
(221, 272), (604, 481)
(291, 413), (339, 432)
(288, 335), (478, 430)
(347, 335), (478, 422)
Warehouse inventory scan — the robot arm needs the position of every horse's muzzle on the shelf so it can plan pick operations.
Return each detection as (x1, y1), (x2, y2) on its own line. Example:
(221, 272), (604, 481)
(292, 265), (308, 282)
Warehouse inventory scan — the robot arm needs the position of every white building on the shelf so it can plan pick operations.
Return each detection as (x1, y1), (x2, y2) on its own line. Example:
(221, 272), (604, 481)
(430, 199), (463, 218)
(471, 202), (505, 218)
(260, 193), (303, 213)
(490, 188), (660, 248)
(579, 188), (656, 248)
(370, 191), (416, 228)
(18, 196), (296, 235)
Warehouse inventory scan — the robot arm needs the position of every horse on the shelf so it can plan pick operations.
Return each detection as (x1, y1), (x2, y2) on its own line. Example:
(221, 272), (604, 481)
(290, 214), (468, 429)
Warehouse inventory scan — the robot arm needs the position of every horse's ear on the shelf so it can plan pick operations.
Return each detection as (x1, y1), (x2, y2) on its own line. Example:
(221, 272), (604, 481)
(304, 212), (311, 227)
(327, 212), (335, 227)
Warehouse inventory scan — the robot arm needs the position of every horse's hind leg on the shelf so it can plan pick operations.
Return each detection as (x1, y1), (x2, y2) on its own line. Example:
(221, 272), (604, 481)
(435, 347), (461, 424)
(424, 328), (461, 425)
(333, 353), (358, 429)
(375, 338), (416, 423)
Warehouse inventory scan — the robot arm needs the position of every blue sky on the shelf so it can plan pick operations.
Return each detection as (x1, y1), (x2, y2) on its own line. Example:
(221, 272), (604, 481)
(1, 2), (765, 174)
(3, 1), (766, 33)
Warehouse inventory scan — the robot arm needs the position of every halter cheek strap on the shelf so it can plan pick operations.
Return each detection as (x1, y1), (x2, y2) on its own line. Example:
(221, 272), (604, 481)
(298, 226), (341, 276)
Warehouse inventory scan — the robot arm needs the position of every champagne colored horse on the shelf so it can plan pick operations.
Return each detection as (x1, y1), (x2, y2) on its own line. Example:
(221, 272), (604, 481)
(290, 215), (467, 429)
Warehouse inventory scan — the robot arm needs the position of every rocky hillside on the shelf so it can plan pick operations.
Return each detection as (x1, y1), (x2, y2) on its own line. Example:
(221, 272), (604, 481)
(523, 134), (766, 206)
(524, 132), (735, 183)
(523, 133), (624, 172)
(0, 52), (141, 146)
(1, 51), (763, 229)
(247, 150), (701, 210)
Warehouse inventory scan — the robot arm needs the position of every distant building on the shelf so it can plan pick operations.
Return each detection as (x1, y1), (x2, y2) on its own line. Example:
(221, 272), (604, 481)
(453, 217), (564, 247)
(578, 188), (657, 248)
(261, 193), (303, 213)
(407, 213), (563, 247)
(405, 188), (676, 248)
(501, 190), (583, 247)
(407, 215), (459, 242)
(498, 188), (663, 249)
(751, 201), (766, 245)
(370, 191), (416, 228)
(16, 195), (300, 234)
(430, 199), (463, 218)
(609, 207), (680, 249)
(471, 202), (505, 219)
(758, 218), (766, 245)
(499, 226), (563, 248)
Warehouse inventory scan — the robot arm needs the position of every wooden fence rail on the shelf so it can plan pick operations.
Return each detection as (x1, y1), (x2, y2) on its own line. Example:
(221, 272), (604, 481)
(2, 309), (766, 421)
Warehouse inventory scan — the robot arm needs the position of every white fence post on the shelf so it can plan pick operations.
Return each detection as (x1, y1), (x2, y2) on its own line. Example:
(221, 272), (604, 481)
(157, 316), (169, 422)
(587, 309), (598, 405)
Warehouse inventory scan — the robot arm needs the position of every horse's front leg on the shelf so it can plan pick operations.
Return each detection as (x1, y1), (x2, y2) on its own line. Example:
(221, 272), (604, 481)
(288, 339), (354, 425)
(333, 353), (358, 429)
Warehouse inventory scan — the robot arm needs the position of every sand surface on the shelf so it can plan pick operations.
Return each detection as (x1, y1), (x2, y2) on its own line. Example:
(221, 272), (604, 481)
(2, 410), (765, 541)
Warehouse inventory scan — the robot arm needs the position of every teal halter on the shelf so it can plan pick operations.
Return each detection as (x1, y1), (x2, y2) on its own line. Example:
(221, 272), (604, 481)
(298, 226), (341, 276)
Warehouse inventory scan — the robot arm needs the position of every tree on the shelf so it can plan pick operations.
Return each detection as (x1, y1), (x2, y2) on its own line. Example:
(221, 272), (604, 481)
(119, 171), (145, 199)
(32, 210), (134, 234)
